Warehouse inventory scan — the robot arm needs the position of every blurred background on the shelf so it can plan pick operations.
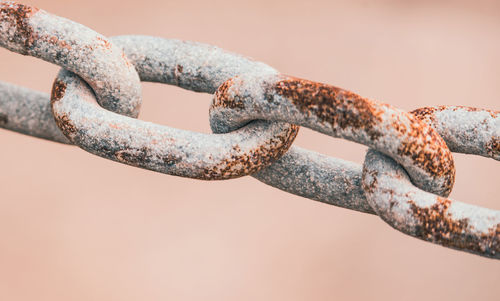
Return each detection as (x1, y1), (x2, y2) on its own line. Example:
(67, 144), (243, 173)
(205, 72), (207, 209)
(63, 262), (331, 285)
(1, 0), (499, 300)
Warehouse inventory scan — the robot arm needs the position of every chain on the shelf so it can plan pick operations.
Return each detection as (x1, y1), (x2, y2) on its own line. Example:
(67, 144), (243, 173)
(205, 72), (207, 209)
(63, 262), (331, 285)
(1, 1), (499, 259)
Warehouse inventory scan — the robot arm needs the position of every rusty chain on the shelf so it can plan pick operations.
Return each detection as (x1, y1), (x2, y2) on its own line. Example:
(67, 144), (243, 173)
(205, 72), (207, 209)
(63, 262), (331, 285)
(0, 1), (498, 259)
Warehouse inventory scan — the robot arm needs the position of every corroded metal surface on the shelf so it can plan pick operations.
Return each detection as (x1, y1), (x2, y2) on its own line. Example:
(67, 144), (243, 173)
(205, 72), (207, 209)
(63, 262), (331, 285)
(362, 107), (500, 258)
(49, 36), (299, 179)
(0, 1), (498, 259)
(3, 79), (498, 258)
(4, 77), (497, 257)
(255, 107), (499, 212)
(0, 0), (300, 179)
(0, 1), (141, 117)
(210, 75), (455, 196)
(0, 81), (69, 143)
(411, 106), (500, 160)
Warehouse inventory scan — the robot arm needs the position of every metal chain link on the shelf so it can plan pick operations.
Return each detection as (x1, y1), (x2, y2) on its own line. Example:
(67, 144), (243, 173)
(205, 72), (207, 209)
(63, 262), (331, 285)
(51, 36), (298, 179)
(0, 1), (498, 259)
(210, 74), (455, 196)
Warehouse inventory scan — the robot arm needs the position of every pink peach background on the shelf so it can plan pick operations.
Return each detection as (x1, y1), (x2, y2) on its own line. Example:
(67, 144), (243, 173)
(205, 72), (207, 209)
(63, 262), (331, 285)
(1, 0), (499, 300)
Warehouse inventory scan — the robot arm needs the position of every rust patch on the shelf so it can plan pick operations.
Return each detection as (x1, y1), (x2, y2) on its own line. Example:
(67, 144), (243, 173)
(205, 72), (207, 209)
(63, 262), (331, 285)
(115, 147), (181, 167)
(271, 78), (455, 191)
(199, 124), (299, 180)
(0, 2), (39, 53)
(50, 78), (76, 138)
(0, 112), (7, 125)
(362, 169), (379, 194)
(53, 113), (77, 136)
(396, 112), (455, 191)
(412, 106), (499, 121)
(173, 64), (184, 84)
(50, 79), (67, 104)
(486, 137), (500, 158)
(461, 107), (480, 112)
(411, 106), (439, 126)
(408, 197), (499, 256)
(449, 105), (499, 118)
(213, 78), (245, 110)
(47, 35), (72, 50)
(272, 76), (384, 141)
(96, 36), (111, 50)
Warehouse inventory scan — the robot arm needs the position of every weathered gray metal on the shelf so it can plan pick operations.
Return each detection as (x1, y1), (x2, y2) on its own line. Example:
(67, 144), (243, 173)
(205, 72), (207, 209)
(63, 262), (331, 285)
(0, 1), (141, 117)
(50, 36), (298, 179)
(363, 106), (500, 258)
(210, 75), (455, 196)
(0, 1), (300, 179)
(0, 1), (498, 259)
(0, 81), (69, 143)
(3, 77), (498, 257)
(411, 106), (499, 160)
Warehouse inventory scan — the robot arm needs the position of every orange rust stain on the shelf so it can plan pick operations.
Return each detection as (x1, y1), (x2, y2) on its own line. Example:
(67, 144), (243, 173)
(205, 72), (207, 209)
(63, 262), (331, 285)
(0, 2), (40, 52)
(396, 113), (455, 193)
(50, 80), (76, 137)
(412, 105), (499, 121)
(53, 113), (77, 136)
(50, 79), (67, 104)
(449, 105), (498, 118)
(270, 78), (454, 191)
(199, 124), (299, 180)
(47, 35), (72, 50)
(272, 76), (384, 141)
(486, 137), (500, 157)
(213, 78), (245, 110)
(408, 197), (499, 255)
(411, 106), (439, 126)
(96, 36), (112, 50)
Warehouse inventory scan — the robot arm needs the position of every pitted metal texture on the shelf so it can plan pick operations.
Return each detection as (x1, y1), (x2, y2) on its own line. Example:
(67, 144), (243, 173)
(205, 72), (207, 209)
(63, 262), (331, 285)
(0, 1), (498, 260)
(210, 74), (455, 197)
(0, 1), (142, 117)
(49, 35), (299, 179)
(362, 107), (500, 258)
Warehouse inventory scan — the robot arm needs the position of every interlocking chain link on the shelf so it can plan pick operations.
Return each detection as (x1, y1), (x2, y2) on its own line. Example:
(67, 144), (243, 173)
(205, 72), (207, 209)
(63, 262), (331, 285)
(210, 74), (455, 196)
(0, 1), (498, 259)
(0, 1), (142, 117)
(51, 36), (298, 179)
